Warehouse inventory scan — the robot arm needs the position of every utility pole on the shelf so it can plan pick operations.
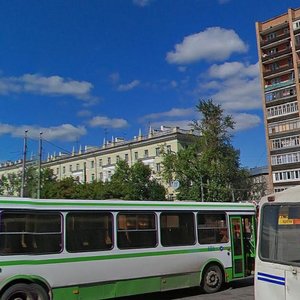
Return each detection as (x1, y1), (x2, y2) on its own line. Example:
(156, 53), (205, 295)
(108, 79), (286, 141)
(21, 130), (28, 198)
(200, 176), (204, 202)
(37, 132), (43, 199)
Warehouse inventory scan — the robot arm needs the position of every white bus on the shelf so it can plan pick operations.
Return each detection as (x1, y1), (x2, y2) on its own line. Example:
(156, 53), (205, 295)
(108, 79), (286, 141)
(255, 186), (300, 300)
(0, 197), (256, 300)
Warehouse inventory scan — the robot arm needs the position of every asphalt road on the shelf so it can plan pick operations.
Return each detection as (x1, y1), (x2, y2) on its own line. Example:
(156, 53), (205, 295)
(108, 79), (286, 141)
(119, 278), (254, 300)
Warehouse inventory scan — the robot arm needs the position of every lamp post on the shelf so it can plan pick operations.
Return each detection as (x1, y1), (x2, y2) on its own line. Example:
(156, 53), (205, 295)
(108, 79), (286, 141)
(21, 130), (28, 198)
(37, 132), (42, 199)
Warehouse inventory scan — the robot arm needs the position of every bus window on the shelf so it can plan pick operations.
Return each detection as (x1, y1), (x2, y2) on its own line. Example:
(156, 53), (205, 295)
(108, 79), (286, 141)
(0, 211), (62, 255)
(260, 204), (300, 263)
(66, 212), (113, 252)
(197, 213), (228, 244)
(160, 212), (195, 246)
(117, 213), (157, 249)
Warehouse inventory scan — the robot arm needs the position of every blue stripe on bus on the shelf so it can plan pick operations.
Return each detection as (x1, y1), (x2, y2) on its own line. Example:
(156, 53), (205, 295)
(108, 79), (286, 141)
(257, 272), (285, 282)
(257, 276), (285, 286)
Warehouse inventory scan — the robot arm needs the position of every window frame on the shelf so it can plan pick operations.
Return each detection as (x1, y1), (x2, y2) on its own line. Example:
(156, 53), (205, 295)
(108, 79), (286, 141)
(116, 212), (158, 250)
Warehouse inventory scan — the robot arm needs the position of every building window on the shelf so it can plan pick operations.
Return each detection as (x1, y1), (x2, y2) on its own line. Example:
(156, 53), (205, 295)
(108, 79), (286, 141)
(69, 165), (72, 172)
(99, 159), (102, 167)
(56, 168), (59, 174)
(91, 161), (94, 169)
(76, 164), (80, 171)
(116, 155), (120, 162)
(166, 145), (172, 153)
(91, 174), (95, 182)
(125, 154), (129, 162)
(156, 163), (161, 172)
(107, 157), (111, 165)
(266, 32), (276, 41)
(144, 149), (149, 158)
(273, 169), (300, 182)
(62, 166), (66, 174)
(267, 101), (298, 119)
(99, 172), (103, 181)
(134, 152), (138, 160)
(155, 147), (160, 156)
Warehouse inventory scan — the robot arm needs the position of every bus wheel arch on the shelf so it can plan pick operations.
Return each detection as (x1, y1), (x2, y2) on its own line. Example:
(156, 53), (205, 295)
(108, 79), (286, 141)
(0, 277), (51, 300)
(200, 261), (225, 294)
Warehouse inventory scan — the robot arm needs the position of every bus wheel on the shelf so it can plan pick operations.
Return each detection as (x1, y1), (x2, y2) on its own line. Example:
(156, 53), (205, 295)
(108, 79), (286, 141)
(1, 283), (35, 300)
(201, 264), (223, 294)
(29, 283), (49, 300)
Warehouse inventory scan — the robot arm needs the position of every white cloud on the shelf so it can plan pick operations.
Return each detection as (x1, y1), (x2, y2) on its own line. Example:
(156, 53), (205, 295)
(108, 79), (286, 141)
(88, 116), (128, 128)
(143, 108), (195, 121)
(166, 27), (248, 64)
(117, 80), (140, 91)
(208, 62), (259, 79)
(199, 61), (261, 111)
(233, 113), (261, 131)
(132, 0), (152, 7)
(0, 123), (87, 142)
(0, 74), (97, 103)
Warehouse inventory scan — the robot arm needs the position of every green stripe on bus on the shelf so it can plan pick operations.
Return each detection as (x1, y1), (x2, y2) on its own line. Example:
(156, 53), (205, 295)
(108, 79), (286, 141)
(0, 246), (230, 267)
(0, 199), (254, 209)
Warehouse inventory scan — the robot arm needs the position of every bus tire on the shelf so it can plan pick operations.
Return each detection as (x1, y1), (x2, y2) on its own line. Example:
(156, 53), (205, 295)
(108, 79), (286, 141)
(201, 264), (223, 294)
(29, 283), (49, 300)
(1, 283), (35, 300)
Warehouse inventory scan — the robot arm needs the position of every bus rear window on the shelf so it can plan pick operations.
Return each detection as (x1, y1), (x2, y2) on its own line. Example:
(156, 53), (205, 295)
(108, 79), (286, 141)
(260, 204), (300, 264)
(0, 211), (62, 255)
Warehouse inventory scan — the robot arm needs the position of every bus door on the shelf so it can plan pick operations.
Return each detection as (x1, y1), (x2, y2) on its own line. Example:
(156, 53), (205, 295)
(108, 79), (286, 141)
(230, 216), (245, 278)
(230, 215), (256, 279)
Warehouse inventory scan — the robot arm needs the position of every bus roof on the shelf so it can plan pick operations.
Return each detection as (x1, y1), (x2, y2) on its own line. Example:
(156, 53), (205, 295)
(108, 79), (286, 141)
(0, 197), (255, 211)
(260, 185), (300, 205)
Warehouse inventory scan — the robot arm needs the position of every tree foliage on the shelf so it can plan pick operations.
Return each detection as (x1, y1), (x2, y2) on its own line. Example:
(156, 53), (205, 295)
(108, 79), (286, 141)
(162, 99), (251, 202)
(0, 160), (166, 201)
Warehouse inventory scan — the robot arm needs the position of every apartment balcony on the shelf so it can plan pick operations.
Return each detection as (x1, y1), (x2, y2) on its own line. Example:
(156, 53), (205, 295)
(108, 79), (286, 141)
(263, 64), (293, 77)
(262, 48), (292, 62)
(265, 79), (295, 92)
(260, 32), (290, 47)
(266, 94), (297, 107)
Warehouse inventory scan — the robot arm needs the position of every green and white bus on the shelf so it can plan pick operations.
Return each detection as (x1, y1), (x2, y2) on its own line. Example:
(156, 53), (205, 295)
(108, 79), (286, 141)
(0, 197), (256, 300)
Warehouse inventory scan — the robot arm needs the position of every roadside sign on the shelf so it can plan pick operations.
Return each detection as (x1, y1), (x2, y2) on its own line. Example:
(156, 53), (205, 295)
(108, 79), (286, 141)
(171, 180), (180, 190)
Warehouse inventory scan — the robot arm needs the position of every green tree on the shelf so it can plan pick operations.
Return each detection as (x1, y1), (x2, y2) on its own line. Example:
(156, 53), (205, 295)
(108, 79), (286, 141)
(162, 99), (250, 202)
(110, 160), (166, 200)
(0, 173), (21, 196)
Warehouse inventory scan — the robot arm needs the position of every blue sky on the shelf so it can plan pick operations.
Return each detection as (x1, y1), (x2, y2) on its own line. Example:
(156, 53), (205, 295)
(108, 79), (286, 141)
(0, 0), (299, 168)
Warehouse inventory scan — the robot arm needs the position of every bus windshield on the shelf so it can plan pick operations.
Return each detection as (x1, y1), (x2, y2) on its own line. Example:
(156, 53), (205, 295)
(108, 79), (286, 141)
(260, 203), (300, 264)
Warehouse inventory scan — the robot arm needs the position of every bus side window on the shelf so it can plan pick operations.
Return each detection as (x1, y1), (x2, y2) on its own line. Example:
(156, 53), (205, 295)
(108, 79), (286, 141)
(198, 213), (228, 244)
(0, 211), (62, 255)
(160, 212), (195, 247)
(66, 212), (113, 253)
(117, 213), (157, 249)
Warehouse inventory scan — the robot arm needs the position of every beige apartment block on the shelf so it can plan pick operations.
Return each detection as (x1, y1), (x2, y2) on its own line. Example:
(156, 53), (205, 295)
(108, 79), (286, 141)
(0, 126), (196, 199)
(256, 7), (300, 193)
